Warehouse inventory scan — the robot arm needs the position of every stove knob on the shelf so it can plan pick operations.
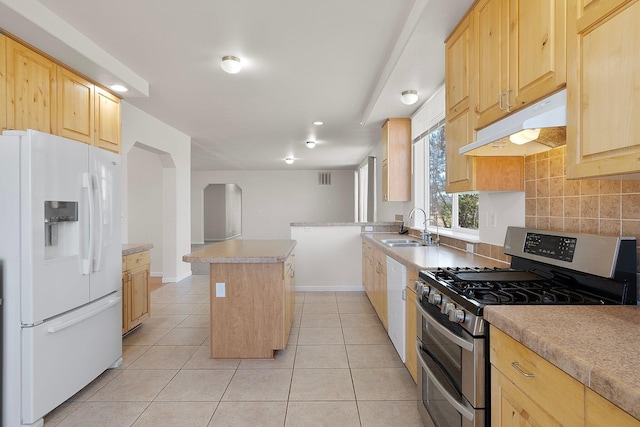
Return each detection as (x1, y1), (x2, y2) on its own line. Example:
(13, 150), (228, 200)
(429, 292), (442, 306)
(448, 308), (466, 324)
(443, 302), (455, 316)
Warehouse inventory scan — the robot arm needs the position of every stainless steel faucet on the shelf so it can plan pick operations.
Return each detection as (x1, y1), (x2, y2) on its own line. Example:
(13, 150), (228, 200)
(408, 207), (430, 244)
(428, 212), (440, 246)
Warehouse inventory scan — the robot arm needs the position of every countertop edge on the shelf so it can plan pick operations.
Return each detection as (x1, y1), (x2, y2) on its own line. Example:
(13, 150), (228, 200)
(183, 240), (296, 264)
(122, 243), (153, 256)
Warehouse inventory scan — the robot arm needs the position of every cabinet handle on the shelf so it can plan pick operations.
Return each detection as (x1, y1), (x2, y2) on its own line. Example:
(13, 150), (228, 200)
(505, 88), (513, 108)
(511, 362), (535, 378)
(499, 92), (506, 111)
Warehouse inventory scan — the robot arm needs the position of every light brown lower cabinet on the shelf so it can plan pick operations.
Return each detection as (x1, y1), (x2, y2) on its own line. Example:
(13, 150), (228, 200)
(122, 250), (151, 334)
(491, 326), (639, 427)
(405, 283), (417, 383)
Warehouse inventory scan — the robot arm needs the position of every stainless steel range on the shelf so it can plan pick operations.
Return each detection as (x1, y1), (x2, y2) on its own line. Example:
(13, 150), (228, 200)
(414, 227), (637, 427)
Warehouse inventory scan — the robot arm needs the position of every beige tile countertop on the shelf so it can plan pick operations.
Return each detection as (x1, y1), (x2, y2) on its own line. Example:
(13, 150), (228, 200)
(183, 239), (296, 264)
(122, 243), (153, 256)
(362, 232), (508, 270)
(485, 305), (640, 420)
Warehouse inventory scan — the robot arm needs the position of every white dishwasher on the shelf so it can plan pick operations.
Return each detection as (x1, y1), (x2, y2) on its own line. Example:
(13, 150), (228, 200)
(386, 256), (406, 362)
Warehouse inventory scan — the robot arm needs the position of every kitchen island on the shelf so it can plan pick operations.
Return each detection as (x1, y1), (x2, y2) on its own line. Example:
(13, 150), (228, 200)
(183, 239), (296, 359)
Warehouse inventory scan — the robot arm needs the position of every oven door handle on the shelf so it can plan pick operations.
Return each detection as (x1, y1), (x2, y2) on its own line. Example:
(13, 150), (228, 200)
(416, 341), (475, 422)
(416, 299), (474, 352)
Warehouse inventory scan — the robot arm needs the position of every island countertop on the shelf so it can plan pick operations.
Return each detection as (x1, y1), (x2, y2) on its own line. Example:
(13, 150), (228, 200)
(183, 239), (296, 264)
(122, 243), (153, 256)
(485, 305), (640, 420)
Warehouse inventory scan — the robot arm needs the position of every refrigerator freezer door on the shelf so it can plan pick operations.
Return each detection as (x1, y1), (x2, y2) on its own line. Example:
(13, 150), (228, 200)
(88, 147), (122, 300)
(20, 291), (122, 425)
(22, 131), (91, 324)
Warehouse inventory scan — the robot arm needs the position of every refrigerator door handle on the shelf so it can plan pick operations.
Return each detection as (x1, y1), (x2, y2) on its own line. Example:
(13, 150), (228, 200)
(47, 295), (121, 333)
(82, 173), (94, 275)
(93, 174), (104, 272)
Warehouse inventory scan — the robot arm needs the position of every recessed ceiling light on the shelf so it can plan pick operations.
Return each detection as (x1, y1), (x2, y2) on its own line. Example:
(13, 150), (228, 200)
(285, 157), (294, 164)
(313, 121), (323, 126)
(221, 55), (242, 74)
(306, 141), (316, 149)
(110, 84), (128, 92)
(400, 90), (419, 105)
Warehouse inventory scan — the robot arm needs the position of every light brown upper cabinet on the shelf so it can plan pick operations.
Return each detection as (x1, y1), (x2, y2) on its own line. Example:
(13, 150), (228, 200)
(566, 0), (640, 179)
(6, 38), (57, 134)
(0, 34), (6, 131)
(57, 67), (94, 145)
(95, 86), (121, 154)
(445, 13), (524, 193)
(473, 0), (567, 129)
(382, 118), (411, 202)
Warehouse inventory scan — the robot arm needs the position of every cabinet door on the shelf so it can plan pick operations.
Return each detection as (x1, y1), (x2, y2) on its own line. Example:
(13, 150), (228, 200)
(509, 0), (566, 109)
(446, 14), (471, 120)
(445, 110), (475, 193)
(127, 264), (150, 330)
(95, 86), (121, 153)
(6, 38), (56, 133)
(474, 0), (509, 128)
(122, 272), (128, 335)
(566, 0), (640, 178)
(381, 119), (411, 202)
(404, 283), (417, 383)
(57, 67), (94, 145)
(283, 254), (295, 346)
(0, 34), (6, 131)
(373, 249), (388, 331)
(585, 388), (640, 427)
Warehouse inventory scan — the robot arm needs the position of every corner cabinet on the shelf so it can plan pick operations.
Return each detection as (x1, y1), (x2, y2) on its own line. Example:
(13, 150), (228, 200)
(382, 118), (411, 202)
(473, 0), (567, 129)
(566, 0), (640, 179)
(445, 13), (525, 193)
(122, 250), (151, 334)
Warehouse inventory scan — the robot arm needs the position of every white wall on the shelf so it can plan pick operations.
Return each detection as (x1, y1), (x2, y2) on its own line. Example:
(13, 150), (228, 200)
(191, 170), (355, 242)
(127, 146), (164, 273)
(478, 191), (525, 245)
(121, 101), (192, 282)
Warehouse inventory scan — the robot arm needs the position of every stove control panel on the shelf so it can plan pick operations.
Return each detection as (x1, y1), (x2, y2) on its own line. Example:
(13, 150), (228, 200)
(523, 232), (577, 262)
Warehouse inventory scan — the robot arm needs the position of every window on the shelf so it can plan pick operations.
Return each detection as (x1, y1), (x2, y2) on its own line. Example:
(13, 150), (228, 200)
(414, 119), (479, 235)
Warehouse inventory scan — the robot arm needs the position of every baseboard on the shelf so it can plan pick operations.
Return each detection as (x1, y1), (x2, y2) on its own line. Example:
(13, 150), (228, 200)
(295, 285), (365, 292)
(162, 271), (192, 283)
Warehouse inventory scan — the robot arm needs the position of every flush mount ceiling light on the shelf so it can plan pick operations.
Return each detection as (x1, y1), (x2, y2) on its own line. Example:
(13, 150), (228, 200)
(110, 84), (128, 93)
(306, 140), (316, 149)
(400, 90), (419, 105)
(509, 128), (541, 145)
(313, 121), (324, 126)
(285, 157), (295, 164)
(221, 55), (242, 74)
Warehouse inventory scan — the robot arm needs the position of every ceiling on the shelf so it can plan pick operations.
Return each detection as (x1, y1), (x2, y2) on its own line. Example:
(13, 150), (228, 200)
(0, 0), (472, 171)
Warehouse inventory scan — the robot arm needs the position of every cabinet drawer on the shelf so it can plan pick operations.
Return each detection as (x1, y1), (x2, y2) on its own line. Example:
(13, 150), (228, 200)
(125, 251), (150, 270)
(490, 327), (584, 426)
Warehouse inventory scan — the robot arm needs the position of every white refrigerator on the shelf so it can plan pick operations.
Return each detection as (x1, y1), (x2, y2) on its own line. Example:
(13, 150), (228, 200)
(0, 130), (123, 427)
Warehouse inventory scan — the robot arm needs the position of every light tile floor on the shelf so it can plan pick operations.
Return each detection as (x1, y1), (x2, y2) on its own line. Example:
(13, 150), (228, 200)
(44, 275), (422, 426)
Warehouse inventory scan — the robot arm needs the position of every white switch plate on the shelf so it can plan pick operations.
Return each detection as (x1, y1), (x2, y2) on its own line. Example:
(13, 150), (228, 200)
(215, 282), (225, 297)
(364, 226), (373, 232)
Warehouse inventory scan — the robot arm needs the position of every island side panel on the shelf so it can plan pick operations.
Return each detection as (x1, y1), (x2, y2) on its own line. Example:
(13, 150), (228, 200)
(209, 262), (285, 358)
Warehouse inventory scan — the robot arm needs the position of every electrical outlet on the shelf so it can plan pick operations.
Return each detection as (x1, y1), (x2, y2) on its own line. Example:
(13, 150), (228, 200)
(304, 227), (312, 232)
(489, 212), (497, 228)
(466, 243), (474, 253)
(215, 282), (225, 298)
(364, 226), (373, 232)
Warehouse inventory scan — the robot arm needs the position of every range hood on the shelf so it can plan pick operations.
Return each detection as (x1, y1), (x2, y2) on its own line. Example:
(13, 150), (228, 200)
(459, 89), (567, 156)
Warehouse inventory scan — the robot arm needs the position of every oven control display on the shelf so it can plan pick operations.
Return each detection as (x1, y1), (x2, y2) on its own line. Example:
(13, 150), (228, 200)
(523, 232), (577, 262)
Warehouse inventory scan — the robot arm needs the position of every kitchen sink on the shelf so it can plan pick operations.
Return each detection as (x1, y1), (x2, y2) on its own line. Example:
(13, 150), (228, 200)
(380, 238), (424, 248)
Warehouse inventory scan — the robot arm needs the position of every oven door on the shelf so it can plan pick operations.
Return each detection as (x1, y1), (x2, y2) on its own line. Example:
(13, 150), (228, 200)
(416, 300), (485, 427)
